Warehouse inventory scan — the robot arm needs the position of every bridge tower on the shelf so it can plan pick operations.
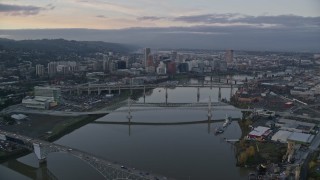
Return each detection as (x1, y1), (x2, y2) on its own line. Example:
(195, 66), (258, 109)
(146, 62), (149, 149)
(208, 96), (212, 119)
(118, 86), (121, 95)
(127, 98), (132, 136)
(208, 96), (212, 133)
(143, 86), (146, 104)
(165, 88), (168, 105)
(218, 87), (221, 102)
(197, 87), (200, 102)
(127, 98), (132, 120)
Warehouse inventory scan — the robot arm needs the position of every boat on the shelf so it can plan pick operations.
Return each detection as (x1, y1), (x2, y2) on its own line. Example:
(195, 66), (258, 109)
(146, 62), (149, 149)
(222, 115), (232, 128)
(214, 127), (224, 135)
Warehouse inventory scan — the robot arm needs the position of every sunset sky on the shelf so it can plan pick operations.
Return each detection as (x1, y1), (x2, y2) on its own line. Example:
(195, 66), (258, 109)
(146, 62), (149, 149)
(0, 0), (319, 51)
(1, 0), (319, 29)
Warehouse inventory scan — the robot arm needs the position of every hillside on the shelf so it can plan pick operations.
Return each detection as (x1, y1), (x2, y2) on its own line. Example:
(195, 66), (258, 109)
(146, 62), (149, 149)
(0, 38), (135, 54)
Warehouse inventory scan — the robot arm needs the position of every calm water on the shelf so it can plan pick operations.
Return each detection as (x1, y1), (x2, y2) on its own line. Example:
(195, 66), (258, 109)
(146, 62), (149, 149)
(1, 78), (252, 180)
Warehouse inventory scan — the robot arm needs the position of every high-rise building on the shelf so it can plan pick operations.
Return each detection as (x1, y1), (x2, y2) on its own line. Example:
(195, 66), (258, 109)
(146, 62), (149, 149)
(225, 49), (234, 63)
(171, 51), (177, 61)
(117, 60), (127, 69)
(35, 64), (45, 76)
(47, 62), (58, 77)
(167, 61), (176, 75)
(144, 48), (151, 68)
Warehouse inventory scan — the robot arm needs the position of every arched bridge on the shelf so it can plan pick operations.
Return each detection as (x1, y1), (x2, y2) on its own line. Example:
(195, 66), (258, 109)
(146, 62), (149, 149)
(0, 130), (172, 180)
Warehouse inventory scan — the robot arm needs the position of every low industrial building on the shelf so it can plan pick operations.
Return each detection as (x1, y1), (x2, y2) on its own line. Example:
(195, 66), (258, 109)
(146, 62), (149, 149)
(275, 118), (315, 133)
(22, 86), (61, 109)
(247, 126), (272, 140)
(288, 132), (314, 144)
(271, 130), (293, 143)
(271, 130), (314, 144)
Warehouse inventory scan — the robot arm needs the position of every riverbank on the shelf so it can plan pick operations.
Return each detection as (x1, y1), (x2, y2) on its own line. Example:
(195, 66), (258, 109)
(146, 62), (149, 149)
(235, 118), (287, 168)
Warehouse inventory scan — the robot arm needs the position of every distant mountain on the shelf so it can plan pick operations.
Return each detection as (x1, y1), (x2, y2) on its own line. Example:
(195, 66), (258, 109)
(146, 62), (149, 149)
(0, 38), (136, 54)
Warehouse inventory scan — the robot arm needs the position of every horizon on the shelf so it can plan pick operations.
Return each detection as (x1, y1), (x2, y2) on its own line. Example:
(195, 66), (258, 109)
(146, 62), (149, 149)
(1, 0), (320, 51)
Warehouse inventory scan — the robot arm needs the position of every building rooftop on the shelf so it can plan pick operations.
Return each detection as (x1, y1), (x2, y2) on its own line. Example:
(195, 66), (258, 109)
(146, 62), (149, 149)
(248, 126), (271, 137)
(271, 130), (292, 143)
(288, 132), (314, 144)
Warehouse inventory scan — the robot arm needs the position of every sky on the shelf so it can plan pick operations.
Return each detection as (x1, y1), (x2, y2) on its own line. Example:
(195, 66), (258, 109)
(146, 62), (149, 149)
(0, 0), (320, 51)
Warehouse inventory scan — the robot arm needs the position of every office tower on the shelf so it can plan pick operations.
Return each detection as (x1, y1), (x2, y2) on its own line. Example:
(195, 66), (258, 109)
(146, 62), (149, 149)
(47, 62), (58, 77)
(35, 64), (45, 76)
(171, 51), (177, 61)
(225, 49), (234, 63)
(144, 48), (151, 68)
(167, 61), (176, 75)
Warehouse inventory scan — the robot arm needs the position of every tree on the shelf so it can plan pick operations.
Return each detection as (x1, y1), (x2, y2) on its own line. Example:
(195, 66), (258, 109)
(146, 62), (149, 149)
(246, 146), (255, 157)
(238, 152), (248, 165)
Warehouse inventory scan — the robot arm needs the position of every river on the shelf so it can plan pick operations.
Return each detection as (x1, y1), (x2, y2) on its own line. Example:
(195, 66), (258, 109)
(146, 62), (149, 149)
(1, 77), (253, 180)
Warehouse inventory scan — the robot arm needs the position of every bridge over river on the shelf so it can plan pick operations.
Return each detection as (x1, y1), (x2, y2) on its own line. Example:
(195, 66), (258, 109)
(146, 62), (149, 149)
(0, 130), (172, 180)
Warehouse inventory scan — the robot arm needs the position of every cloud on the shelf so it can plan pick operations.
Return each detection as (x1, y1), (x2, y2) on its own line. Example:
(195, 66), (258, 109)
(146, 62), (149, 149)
(96, 15), (106, 18)
(137, 16), (165, 21)
(75, 0), (142, 16)
(0, 3), (54, 16)
(173, 13), (320, 28)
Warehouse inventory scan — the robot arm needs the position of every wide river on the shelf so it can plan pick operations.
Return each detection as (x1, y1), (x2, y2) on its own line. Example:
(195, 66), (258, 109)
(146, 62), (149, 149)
(1, 77), (252, 180)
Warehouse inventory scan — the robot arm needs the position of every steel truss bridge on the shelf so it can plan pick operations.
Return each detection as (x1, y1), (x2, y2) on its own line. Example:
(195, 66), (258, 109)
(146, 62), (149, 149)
(0, 130), (172, 180)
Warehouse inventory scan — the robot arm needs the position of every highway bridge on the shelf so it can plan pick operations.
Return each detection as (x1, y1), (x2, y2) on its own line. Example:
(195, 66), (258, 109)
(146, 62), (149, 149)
(6, 100), (253, 117)
(0, 130), (172, 180)
(59, 82), (241, 96)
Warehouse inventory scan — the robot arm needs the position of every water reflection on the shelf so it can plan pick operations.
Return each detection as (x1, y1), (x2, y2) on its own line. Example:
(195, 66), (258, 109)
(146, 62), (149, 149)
(1, 78), (252, 179)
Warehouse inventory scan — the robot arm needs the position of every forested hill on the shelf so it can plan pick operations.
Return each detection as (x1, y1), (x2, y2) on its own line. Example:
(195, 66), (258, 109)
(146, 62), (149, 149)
(0, 38), (136, 54)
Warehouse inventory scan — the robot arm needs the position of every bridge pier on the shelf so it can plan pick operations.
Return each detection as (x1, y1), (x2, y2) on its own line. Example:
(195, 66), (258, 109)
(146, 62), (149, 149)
(108, 87), (111, 94)
(33, 143), (48, 165)
(234, 80), (237, 85)
(227, 79), (229, 84)
(218, 87), (221, 102)
(87, 88), (91, 95)
(197, 87), (200, 102)
(118, 86), (121, 95)
(98, 88), (101, 95)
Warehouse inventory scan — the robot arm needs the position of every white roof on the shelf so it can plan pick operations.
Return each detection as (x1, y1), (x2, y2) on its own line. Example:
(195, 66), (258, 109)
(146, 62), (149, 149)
(249, 126), (270, 137)
(271, 130), (292, 143)
(288, 132), (314, 144)
(11, 114), (27, 120)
